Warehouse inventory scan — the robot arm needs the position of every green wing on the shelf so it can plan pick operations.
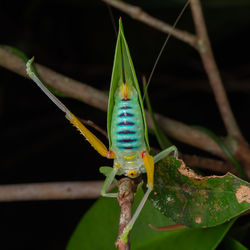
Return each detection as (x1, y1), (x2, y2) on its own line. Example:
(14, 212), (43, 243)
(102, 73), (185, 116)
(107, 18), (149, 150)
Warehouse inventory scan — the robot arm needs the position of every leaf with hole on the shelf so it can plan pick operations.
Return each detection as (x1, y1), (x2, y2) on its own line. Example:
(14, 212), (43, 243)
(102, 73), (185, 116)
(148, 156), (250, 228)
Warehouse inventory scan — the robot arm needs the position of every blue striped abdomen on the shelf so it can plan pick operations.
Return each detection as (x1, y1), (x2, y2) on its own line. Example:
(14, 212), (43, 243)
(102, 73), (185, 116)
(110, 96), (146, 154)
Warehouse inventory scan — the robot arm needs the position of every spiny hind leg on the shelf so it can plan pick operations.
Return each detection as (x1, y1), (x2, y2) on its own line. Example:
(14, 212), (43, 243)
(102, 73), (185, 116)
(153, 145), (178, 164)
(26, 58), (115, 160)
(66, 112), (115, 159)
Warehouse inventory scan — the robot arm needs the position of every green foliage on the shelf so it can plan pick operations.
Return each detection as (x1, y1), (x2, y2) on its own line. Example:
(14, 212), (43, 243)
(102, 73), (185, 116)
(220, 237), (248, 250)
(67, 188), (236, 250)
(149, 156), (250, 228)
(5, 17), (248, 250)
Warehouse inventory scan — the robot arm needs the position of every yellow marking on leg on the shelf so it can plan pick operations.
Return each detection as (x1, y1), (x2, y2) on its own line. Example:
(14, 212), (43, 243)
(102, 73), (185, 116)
(141, 151), (154, 186)
(66, 112), (114, 159)
(124, 155), (135, 160)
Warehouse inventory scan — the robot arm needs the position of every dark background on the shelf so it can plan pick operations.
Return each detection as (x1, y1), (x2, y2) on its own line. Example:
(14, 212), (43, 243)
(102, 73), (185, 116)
(0, 0), (250, 249)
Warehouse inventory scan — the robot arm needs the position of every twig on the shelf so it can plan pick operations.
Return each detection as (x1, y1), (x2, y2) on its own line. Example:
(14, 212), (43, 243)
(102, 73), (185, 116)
(189, 0), (243, 140)
(78, 118), (108, 139)
(103, 0), (243, 140)
(0, 46), (108, 111)
(182, 154), (238, 175)
(0, 47), (222, 156)
(115, 178), (137, 250)
(1, 47), (250, 177)
(0, 181), (112, 202)
(102, 0), (197, 48)
(0, 158), (239, 203)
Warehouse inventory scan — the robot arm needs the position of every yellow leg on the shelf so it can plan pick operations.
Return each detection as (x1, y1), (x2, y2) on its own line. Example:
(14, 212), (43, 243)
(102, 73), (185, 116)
(141, 150), (154, 186)
(66, 112), (115, 159)
(26, 58), (114, 159)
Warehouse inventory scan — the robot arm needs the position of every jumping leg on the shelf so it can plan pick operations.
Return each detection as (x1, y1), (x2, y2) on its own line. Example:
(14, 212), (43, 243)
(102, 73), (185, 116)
(26, 58), (115, 159)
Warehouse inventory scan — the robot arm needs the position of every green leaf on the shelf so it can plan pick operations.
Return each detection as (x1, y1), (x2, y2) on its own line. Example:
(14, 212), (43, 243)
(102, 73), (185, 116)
(135, 220), (235, 250)
(107, 19), (149, 150)
(67, 188), (236, 250)
(149, 156), (250, 228)
(67, 188), (173, 250)
(219, 237), (248, 250)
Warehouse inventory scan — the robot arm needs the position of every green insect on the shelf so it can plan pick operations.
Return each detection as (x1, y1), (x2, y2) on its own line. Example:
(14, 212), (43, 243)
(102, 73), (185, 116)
(26, 19), (177, 243)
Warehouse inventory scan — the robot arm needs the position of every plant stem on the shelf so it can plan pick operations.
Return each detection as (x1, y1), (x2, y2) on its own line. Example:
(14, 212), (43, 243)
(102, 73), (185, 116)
(115, 178), (137, 250)
(78, 118), (108, 139)
(1, 47), (250, 178)
(189, 0), (243, 140)
(102, 0), (197, 48)
(0, 181), (110, 201)
(182, 154), (238, 175)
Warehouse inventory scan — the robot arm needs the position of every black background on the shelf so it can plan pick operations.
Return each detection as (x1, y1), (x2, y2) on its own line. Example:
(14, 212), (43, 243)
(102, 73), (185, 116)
(1, 0), (250, 249)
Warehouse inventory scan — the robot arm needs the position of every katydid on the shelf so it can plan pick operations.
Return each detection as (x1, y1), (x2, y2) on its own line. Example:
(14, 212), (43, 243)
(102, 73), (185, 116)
(26, 19), (178, 243)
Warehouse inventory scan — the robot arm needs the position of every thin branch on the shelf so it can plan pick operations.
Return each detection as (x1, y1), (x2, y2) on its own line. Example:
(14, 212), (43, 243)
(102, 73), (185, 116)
(0, 46), (108, 111)
(102, 0), (197, 48)
(78, 117), (108, 139)
(189, 0), (243, 140)
(1, 47), (250, 175)
(0, 158), (241, 203)
(0, 47), (222, 156)
(149, 113), (223, 157)
(102, 1), (246, 143)
(115, 178), (137, 250)
(182, 154), (238, 175)
(0, 181), (110, 202)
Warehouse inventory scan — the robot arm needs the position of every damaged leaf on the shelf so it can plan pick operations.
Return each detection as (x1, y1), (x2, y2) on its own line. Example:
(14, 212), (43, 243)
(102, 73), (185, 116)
(148, 156), (250, 228)
(67, 188), (236, 250)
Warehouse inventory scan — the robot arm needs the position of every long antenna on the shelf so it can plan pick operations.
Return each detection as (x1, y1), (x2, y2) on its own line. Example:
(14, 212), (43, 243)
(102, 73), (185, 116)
(106, 3), (118, 37)
(142, 0), (190, 100)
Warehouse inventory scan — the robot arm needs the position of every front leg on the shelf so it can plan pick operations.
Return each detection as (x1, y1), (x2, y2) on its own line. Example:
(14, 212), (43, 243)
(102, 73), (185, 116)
(100, 166), (119, 198)
(154, 145), (178, 164)
(119, 150), (154, 243)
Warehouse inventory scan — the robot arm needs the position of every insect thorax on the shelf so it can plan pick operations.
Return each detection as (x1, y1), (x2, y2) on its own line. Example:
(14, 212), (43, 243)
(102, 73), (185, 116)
(113, 152), (146, 178)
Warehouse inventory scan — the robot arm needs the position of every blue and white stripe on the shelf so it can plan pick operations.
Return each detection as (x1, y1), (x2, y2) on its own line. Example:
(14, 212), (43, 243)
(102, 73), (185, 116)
(111, 96), (145, 152)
